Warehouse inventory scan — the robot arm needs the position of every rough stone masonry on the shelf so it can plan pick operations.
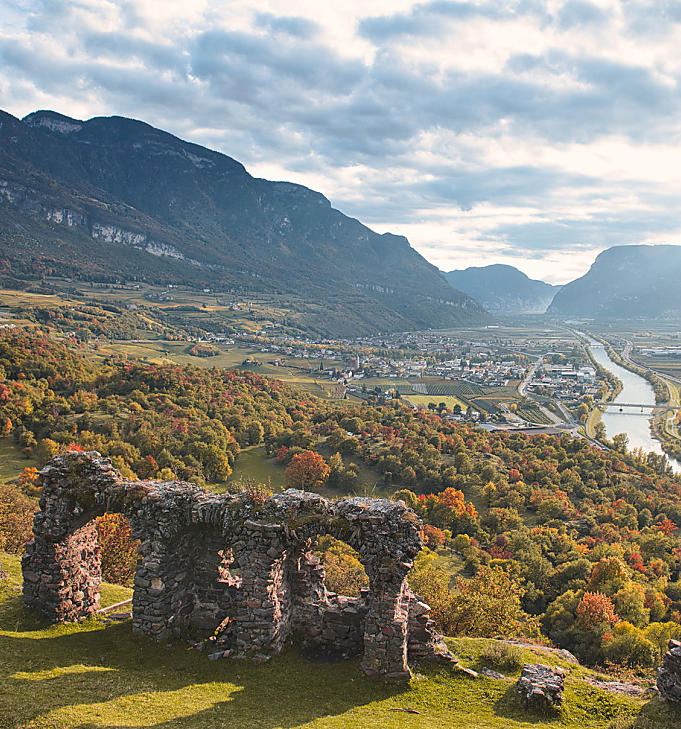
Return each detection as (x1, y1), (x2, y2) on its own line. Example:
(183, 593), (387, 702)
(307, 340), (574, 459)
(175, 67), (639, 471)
(658, 638), (681, 701)
(22, 451), (453, 680)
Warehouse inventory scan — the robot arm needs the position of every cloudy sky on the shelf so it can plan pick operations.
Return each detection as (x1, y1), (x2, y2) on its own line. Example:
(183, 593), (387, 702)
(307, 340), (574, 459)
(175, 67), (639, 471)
(2, 0), (681, 283)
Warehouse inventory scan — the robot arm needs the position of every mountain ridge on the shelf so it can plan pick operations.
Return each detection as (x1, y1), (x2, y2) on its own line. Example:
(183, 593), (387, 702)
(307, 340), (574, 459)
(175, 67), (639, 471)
(444, 263), (559, 313)
(547, 244), (681, 318)
(0, 108), (486, 336)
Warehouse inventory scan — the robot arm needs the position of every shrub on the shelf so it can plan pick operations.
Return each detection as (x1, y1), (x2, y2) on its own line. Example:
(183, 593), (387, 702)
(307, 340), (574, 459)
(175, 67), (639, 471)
(316, 535), (368, 597)
(452, 533), (471, 552)
(410, 558), (539, 639)
(601, 622), (658, 668)
(408, 555), (458, 635)
(449, 565), (541, 639)
(479, 642), (524, 672)
(393, 489), (418, 509)
(643, 621), (681, 658)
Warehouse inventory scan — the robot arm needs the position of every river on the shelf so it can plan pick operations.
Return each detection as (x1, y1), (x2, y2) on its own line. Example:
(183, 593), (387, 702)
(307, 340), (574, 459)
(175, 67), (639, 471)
(587, 338), (681, 473)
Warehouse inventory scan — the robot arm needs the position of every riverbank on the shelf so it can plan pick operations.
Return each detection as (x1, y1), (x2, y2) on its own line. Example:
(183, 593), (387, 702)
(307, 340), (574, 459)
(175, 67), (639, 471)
(585, 335), (681, 473)
(591, 334), (681, 463)
(575, 332), (622, 442)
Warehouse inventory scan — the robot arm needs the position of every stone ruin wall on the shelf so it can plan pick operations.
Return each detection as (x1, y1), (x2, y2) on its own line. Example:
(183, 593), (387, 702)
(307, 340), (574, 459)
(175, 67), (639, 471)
(21, 451), (453, 680)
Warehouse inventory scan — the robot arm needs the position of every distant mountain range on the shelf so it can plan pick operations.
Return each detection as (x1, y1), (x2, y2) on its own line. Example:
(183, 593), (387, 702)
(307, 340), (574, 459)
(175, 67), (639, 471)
(444, 264), (560, 313)
(0, 108), (486, 336)
(547, 245), (681, 319)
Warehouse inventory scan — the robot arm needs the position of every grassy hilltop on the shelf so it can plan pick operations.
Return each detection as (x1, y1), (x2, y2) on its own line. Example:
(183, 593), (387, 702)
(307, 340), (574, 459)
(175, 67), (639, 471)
(0, 553), (677, 729)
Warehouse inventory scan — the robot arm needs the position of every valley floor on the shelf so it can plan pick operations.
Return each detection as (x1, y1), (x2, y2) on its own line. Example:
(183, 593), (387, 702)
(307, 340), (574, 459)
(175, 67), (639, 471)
(0, 553), (677, 729)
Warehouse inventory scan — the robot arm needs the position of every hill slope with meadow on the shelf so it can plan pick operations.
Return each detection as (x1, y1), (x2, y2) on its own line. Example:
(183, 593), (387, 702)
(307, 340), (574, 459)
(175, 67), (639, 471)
(2, 330), (681, 681)
(2, 551), (677, 729)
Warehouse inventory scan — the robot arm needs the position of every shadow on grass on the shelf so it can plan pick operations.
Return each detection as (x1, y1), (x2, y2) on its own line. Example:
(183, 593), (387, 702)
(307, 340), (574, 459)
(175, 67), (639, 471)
(492, 684), (560, 725)
(0, 612), (406, 729)
(616, 696), (681, 729)
(0, 590), (62, 634)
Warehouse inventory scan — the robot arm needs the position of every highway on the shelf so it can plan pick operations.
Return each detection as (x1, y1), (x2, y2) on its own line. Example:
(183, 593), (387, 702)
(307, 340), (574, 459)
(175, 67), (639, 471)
(516, 353), (584, 434)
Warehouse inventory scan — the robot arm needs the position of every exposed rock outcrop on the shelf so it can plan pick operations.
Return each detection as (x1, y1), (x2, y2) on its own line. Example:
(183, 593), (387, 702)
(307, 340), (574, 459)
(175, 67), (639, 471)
(516, 663), (566, 709)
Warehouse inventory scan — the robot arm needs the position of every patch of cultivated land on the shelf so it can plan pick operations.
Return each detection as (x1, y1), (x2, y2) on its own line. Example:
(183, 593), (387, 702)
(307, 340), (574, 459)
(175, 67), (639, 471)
(0, 553), (676, 729)
(89, 340), (348, 400)
(403, 394), (468, 411)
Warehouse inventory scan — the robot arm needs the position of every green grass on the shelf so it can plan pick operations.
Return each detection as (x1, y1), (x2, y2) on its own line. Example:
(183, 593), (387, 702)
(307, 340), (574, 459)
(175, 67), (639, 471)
(0, 439), (35, 484)
(1, 552), (679, 728)
(403, 395), (468, 411)
(227, 445), (286, 490)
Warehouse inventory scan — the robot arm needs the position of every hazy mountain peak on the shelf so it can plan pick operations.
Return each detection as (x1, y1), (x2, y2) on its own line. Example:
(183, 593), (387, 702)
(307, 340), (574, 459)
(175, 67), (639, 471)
(548, 244), (681, 319)
(444, 263), (559, 314)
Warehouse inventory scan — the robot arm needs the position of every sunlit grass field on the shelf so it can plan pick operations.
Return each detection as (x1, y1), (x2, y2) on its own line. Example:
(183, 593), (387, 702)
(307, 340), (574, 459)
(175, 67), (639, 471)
(0, 552), (678, 729)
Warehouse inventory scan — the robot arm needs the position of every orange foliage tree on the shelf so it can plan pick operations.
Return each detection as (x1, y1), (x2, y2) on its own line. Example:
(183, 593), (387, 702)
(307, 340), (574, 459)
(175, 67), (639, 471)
(655, 518), (678, 536)
(576, 591), (620, 630)
(423, 524), (446, 550)
(18, 466), (38, 488)
(285, 450), (330, 490)
(437, 487), (478, 518)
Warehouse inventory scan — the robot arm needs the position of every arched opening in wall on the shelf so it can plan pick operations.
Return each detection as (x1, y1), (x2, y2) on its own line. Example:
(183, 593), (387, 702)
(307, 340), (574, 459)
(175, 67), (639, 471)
(301, 535), (370, 660)
(95, 513), (140, 589)
(169, 526), (241, 642)
(315, 535), (368, 598)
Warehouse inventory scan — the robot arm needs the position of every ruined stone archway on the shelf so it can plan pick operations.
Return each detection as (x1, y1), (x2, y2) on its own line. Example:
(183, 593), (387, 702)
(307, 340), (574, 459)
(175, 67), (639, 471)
(22, 452), (453, 680)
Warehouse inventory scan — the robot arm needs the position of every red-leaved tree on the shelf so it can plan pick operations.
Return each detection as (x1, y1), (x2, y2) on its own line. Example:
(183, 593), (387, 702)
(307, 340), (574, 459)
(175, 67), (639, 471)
(285, 450), (330, 490)
(576, 591), (620, 630)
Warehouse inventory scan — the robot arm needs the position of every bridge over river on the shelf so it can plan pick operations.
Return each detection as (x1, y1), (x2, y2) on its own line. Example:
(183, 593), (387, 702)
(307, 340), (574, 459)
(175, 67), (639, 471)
(596, 402), (680, 412)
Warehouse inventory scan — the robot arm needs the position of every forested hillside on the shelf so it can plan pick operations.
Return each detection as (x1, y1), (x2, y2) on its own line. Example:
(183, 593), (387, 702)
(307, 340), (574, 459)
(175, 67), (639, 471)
(2, 331), (681, 673)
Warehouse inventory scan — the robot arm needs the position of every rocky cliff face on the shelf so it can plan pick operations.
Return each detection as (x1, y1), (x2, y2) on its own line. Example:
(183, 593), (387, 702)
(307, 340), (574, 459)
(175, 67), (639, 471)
(547, 245), (681, 319)
(0, 108), (486, 335)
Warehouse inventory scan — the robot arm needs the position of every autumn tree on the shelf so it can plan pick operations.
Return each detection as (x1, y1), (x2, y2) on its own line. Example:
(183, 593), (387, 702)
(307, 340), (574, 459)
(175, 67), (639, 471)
(423, 524), (446, 550)
(18, 466), (39, 493)
(0, 484), (36, 552)
(576, 591), (620, 630)
(285, 450), (330, 489)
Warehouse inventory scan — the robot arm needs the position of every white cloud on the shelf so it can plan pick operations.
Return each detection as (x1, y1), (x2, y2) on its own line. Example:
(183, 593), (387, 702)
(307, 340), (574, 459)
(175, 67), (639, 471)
(3, 0), (681, 282)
